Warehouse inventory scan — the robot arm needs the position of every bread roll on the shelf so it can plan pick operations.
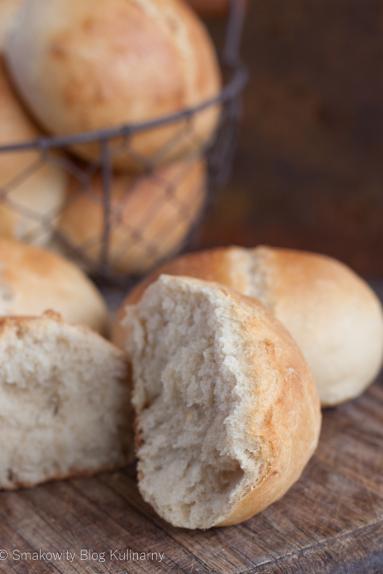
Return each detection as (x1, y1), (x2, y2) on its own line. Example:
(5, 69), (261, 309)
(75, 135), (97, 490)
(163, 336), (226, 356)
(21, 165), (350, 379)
(0, 312), (131, 489)
(0, 59), (66, 245)
(58, 158), (206, 275)
(124, 275), (321, 528)
(5, 0), (221, 171)
(0, 239), (108, 334)
(0, 0), (21, 50)
(115, 247), (383, 406)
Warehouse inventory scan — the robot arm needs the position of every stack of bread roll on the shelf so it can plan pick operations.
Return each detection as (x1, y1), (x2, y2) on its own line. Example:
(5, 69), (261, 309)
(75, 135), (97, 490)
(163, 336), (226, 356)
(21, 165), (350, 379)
(0, 238), (133, 488)
(0, 1), (130, 478)
(0, 235), (381, 530)
(0, 1), (67, 246)
(0, 0), (222, 274)
(0, 0), (381, 536)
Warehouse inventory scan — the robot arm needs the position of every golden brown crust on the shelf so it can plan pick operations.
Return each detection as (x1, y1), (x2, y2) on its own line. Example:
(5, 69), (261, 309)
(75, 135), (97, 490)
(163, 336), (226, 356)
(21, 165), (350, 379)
(6, 0), (221, 170)
(0, 311), (118, 353)
(0, 239), (108, 334)
(212, 287), (321, 526)
(251, 247), (383, 406)
(130, 248), (237, 303)
(251, 246), (377, 309)
(59, 159), (206, 275)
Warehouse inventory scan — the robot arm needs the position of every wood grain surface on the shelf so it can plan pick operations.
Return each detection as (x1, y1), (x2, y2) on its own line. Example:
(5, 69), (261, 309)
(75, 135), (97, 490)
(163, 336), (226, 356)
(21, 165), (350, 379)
(0, 347), (382, 574)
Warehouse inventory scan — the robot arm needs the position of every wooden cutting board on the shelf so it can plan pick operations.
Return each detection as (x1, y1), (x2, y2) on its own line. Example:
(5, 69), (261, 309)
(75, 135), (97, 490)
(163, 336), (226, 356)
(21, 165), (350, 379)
(0, 371), (382, 574)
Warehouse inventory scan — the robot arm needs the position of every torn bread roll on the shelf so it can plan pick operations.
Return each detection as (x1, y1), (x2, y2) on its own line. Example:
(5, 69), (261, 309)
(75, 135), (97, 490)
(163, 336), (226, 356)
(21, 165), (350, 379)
(124, 275), (321, 529)
(0, 59), (66, 245)
(58, 158), (206, 275)
(115, 247), (383, 406)
(0, 239), (108, 334)
(0, 312), (131, 490)
(5, 0), (221, 170)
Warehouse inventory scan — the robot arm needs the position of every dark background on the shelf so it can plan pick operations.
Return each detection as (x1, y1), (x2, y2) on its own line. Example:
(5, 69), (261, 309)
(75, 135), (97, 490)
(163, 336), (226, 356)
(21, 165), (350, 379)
(199, 0), (383, 277)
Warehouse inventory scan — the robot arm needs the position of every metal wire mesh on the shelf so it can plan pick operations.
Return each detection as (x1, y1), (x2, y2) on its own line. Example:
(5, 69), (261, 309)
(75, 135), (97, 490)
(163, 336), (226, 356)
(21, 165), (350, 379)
(0, 0), (247, 286)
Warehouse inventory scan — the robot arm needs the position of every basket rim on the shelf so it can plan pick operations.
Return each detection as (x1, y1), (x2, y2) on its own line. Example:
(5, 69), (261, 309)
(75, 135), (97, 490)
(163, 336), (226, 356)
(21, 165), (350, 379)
(0, 65), (248, 154)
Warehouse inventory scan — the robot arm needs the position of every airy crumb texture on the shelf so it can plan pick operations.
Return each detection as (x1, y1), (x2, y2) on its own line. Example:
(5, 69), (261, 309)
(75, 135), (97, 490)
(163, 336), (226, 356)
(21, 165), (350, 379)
(0, 312), (132, 490)
(125, 275), (321, 529)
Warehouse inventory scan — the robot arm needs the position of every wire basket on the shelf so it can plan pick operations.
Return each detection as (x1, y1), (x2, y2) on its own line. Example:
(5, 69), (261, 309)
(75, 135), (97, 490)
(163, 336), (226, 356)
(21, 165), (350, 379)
(0, 0), (247, 287)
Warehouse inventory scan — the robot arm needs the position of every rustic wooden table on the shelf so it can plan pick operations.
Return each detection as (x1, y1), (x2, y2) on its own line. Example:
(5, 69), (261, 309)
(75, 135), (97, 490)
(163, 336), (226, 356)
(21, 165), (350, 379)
(0, 369), (382, 574)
